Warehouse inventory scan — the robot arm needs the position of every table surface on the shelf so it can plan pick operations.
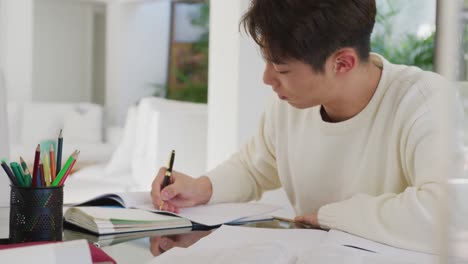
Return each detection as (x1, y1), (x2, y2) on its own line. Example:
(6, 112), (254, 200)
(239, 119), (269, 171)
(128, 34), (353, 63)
(0, 207), (301, 264)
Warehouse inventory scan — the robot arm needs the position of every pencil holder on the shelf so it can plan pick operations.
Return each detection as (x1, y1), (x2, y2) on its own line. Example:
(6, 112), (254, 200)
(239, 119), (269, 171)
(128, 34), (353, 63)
(9, 185), (64, 243)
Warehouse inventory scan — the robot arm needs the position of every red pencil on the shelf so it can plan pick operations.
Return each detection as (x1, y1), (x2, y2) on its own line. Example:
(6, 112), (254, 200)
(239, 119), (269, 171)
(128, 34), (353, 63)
(58, 151), (79, 186)
(32, 144), (40, 188)
(39, 162), (45, 188)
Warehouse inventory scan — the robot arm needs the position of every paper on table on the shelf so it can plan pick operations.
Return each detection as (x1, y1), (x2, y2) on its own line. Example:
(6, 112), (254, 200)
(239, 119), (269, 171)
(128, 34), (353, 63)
(297, 245), (420, 264)
(0, 239), (92, 264)
(148, 225), (327, 264)
(148, 226), (438, 264)
(325, 230), (436, 263)
(150, 242), (297, 264)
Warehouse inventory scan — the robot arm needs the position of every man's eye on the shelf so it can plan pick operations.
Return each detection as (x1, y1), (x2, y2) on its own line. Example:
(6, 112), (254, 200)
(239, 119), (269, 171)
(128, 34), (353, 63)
(277, 70), (290, 74)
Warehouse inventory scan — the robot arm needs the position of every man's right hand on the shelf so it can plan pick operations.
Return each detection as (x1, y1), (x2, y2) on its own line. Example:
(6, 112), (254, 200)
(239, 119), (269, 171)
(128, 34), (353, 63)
(150, 168), (213, 213)
(149, 230), (213, 256)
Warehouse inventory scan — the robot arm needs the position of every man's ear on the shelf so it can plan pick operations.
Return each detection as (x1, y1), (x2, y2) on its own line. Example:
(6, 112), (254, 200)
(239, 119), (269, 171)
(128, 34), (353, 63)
(332, 48), (358, 74)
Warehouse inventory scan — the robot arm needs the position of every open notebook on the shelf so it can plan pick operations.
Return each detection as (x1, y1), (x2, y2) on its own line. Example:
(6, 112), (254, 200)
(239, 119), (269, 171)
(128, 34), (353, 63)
(66, 192), (279, 228)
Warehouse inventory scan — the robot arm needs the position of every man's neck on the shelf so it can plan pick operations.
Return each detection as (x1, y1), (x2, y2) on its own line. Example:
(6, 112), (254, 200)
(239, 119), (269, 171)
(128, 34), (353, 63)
(321, 59), (382, 123)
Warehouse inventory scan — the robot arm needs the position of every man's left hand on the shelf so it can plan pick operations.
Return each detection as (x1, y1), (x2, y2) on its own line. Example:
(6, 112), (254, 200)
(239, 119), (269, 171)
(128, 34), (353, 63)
(294, 212), (320, 228)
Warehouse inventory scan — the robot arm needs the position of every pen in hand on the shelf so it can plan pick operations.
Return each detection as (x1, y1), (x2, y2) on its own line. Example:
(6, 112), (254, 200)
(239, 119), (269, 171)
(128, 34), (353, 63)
(159, 150), (176, 210)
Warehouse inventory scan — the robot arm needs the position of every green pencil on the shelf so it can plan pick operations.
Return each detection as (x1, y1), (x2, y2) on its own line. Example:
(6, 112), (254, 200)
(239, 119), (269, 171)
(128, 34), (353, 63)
(10, 162), (25, 187)
(19, 157), (32, 187)
(51, 150), (77, 187)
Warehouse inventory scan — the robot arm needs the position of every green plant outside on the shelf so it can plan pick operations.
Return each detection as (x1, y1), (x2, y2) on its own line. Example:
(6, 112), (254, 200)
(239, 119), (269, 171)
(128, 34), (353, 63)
(166, 2), (209, 103)
(371, 0), (435, 71)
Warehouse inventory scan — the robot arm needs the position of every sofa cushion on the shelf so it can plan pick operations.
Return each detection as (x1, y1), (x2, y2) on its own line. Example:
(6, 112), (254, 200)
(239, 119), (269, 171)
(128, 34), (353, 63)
(20, 103), (103, 145)
(130, 97), (208, 190)
(63, 104), (103, 144)
(21, 103), (71, 144)
(7, 103), (21, 144)
(105, 105), (137, 175)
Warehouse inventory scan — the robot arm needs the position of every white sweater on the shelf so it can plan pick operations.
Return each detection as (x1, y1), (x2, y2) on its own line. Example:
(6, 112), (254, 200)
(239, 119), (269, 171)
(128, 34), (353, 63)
(206, 55), (464, 253)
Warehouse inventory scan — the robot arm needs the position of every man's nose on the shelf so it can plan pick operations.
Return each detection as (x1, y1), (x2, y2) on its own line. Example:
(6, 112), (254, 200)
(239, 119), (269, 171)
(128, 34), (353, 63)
(263, 63), (278, 87)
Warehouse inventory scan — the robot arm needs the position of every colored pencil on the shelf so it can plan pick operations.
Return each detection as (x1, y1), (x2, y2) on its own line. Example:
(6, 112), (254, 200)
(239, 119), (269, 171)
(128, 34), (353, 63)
(49, 145), (56, 182)
(56, 130), (63, 177)
(19, 157), (32, 187)
(39, 162), (45, 188)
(36, 167), (42, 188)
(32, 144), (40, 187)
(52, 150), (77, 187)
(1, 161), (19, 186)
(43, 153), (51, 186)
(58, 151), (79, 186)
(10, 162), (25, 187)
(17, 163), (31, 187)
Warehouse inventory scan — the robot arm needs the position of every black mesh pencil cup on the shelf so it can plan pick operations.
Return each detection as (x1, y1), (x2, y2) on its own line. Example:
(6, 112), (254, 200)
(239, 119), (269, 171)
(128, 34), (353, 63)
(9, 185), (64, 243)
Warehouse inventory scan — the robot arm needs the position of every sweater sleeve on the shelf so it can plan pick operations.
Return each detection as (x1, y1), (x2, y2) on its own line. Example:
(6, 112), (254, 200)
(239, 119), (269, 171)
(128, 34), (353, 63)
(206, 103), (281, 204)
(318, 86), (465, 254)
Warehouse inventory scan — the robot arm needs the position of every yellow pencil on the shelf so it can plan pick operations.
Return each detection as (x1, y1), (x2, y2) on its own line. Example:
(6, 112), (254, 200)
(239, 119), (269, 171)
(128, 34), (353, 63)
(43, 153), (51, 186)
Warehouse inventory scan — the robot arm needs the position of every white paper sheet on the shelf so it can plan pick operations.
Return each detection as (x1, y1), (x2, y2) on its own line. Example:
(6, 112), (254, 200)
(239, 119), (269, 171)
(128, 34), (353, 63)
(138, 202), (280, 226)
(325, 230), (436, 263)
(148, 225), (327, 264)
(147, 226), (438, 264)
(0, 239), (92, 264)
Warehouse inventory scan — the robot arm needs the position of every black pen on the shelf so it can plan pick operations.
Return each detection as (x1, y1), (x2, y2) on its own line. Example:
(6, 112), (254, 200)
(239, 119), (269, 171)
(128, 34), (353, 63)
(159, 150), (175, 210)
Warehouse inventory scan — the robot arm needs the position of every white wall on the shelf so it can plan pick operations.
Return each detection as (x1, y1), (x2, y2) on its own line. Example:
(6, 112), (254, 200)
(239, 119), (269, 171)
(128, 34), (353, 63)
(0, 0), (4, 68)
(206, 0), (297, 217)
(33, 0), (97, 102)
(237, 25), (272, 147)
(106, 0), (171, 126)
(0, 71), (10, 206)
(207, 0), (272, 169)
(92, 10), (106, 105)
(1, 0), (34, 102)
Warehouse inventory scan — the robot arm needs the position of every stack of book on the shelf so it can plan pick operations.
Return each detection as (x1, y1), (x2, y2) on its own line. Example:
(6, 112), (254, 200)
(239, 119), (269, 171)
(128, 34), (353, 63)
(64, 207), (192, 235)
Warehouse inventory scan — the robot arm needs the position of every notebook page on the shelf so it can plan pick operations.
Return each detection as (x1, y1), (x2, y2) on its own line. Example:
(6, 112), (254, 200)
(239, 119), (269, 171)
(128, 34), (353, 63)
(138, 202), (281, 226)
(116, 192), (153, 207)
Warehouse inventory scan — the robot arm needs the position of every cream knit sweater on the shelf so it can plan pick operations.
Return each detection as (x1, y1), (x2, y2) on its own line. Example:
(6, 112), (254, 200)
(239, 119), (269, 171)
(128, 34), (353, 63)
(206, 55), (464, 253)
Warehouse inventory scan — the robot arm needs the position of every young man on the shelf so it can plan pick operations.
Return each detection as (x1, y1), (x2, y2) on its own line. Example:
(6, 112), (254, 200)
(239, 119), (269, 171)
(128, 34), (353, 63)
(151, 0), (463, 253)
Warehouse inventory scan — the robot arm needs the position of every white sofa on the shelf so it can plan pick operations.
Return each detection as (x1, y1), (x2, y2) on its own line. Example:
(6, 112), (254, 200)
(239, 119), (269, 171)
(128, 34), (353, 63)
(64, 97), (209, 203)
(7, 102), (117, 168)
